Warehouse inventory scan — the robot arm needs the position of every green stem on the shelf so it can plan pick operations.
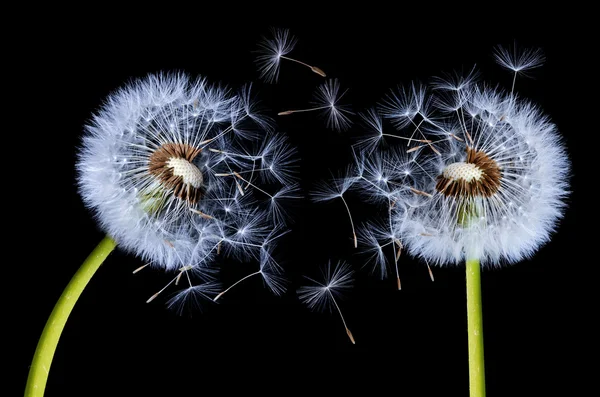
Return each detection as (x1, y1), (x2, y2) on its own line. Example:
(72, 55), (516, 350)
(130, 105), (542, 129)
(466, 258), (486, 397)
(25, 236), (117, 397)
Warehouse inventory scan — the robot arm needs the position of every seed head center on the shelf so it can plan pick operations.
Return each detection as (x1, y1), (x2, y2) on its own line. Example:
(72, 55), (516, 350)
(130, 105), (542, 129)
(148, 142), (204, 204)
(435, 148), (502, 198)
(166, 157), (204, 188)
(442, 162), (483, 183)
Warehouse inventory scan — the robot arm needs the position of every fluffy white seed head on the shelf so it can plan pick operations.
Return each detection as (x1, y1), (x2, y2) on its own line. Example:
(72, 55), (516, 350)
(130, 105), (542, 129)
(77, 73), (298, 294)
(393, 88), (567, 266)
(325, 50), (570, 269)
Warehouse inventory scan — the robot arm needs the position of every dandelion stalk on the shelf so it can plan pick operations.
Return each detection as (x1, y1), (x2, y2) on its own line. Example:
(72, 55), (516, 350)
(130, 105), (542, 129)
(466, 257), (485, 397)
(25, 236), (116, 397)
(459, 201), (486, 397)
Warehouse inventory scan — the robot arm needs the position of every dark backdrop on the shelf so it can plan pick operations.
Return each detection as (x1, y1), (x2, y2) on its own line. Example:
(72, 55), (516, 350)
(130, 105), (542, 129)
(18, 10), (590, 397)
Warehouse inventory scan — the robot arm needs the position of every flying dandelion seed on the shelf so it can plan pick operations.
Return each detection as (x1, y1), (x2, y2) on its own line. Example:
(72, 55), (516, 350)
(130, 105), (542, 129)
(213, 227), (289, 301)
(278, 78), (354, 131)
(77, 73), (299, 307)
(313, 144), (421, 289)
(311, 168), (359, 248)
(298, 261), (355, 344)
(494, 43), (546, 93)
(255, 27), (326, 83)
(166, 281), (222, 316)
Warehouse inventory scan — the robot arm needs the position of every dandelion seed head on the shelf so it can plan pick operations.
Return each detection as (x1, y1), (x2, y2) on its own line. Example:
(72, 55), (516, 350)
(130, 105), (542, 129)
(329, 50), (569, 269)
(396, 87), (567, 266)
(77, 73), (298, 297)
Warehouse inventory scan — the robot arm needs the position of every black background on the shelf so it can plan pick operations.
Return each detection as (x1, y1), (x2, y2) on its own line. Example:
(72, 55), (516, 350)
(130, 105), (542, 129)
(17, 9), (592, 397)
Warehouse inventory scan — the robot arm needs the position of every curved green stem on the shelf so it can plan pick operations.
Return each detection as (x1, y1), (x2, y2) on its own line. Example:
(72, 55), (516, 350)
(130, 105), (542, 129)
(466, 258), (486, 397)
(25, 236), (117, 397)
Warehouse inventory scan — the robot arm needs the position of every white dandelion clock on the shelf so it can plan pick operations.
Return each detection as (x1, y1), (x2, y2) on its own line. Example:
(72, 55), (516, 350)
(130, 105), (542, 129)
(326, 54), (569, 269)
(77, 73), (298, 302)
(255, 27), (326, 83)
(298, 261), (355, 344)
(324, 46), (570, 395)
(385, 83), (570, 267)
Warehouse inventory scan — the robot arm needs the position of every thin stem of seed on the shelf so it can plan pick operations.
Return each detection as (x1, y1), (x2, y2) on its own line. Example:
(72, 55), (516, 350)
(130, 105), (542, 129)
(132, 263), (150, 274)
(339, 195), (357, 248)
(407, 118), (426, 146)
(199, 124), (235, 148)
(382, 133), (431, 143)
(394, 240), (402, 260)
(174, 266), (193, 287)
(449, 133), (464, 142)
(146, 275), (179, 303)
(190, 208), (213, 219)
(245, 160), (257, 190)
(410, 187), (433, 197)
(328, 289), (355, 344)
(235, 180), (245, 196)
(280, 56), (326, 77)
(510, 72), (517, 97)
(233, 172), (273, 198)
(394, 239), (402, 290)
(278, 106), (330, 116)
(214, 271), (262, 301)
(426, 260), (434, 282)
(458, 107), (473, 145)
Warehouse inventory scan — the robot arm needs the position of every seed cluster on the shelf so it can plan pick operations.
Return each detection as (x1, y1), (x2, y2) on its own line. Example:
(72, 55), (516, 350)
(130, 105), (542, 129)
(149, 143), (204, 204)
(436, 147), (502, 198)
